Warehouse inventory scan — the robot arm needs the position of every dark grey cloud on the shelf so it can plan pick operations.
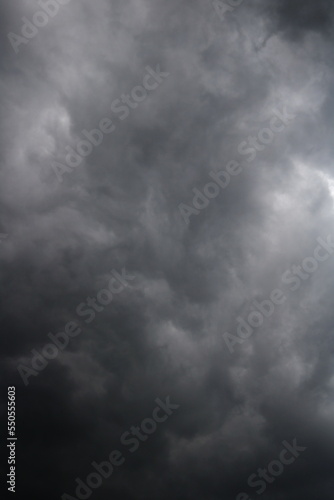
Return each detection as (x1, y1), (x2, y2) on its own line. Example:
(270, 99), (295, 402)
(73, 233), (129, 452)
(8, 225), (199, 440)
(267, 0), (333, 40)
(1, 1), (334, 499)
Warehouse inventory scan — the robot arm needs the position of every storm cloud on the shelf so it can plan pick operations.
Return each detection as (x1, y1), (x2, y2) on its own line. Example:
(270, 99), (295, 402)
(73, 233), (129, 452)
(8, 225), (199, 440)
(1, 1), (334, 499)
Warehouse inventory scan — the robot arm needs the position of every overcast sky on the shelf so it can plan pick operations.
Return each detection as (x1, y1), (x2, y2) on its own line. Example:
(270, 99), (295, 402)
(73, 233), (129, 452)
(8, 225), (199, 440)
(2, 1), (334, 499)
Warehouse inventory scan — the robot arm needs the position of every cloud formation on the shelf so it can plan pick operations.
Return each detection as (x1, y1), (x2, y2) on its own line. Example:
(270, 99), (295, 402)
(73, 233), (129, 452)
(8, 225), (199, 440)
(2, 1), (334, 499)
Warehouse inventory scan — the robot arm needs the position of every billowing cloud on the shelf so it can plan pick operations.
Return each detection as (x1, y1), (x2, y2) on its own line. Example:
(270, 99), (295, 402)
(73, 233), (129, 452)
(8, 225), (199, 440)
(2, 1), (334, 499)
